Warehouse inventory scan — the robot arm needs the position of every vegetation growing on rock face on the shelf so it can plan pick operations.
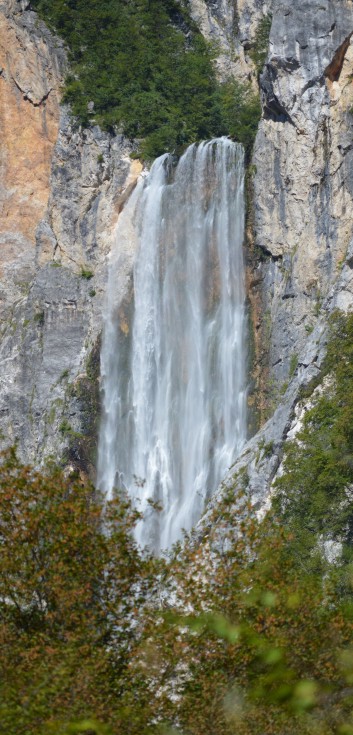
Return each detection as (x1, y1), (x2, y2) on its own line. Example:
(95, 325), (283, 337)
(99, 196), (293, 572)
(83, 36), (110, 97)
(31, 0), (260, 157)
(249, 14), (272, 75)
(3, 386), (353, 735)
(219, 79), (261, 154)
(273, 311), (353, 578)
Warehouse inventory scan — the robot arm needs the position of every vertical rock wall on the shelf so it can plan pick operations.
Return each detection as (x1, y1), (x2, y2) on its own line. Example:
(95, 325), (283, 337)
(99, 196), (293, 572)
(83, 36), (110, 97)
(251, 0), (353, 416)
(0, 1), (142, 475)
(0, 0), (64, 324)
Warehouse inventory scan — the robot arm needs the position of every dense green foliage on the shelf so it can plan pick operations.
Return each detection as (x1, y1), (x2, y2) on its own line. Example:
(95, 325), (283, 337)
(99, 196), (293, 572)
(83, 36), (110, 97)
(147, 502), (353, 735)
(219, 80), (261, 154)
(274, 311), (353, 574)
(31, 0), (260, 156)
(3, 428), (353, 734)
(0, 450), (160, 734)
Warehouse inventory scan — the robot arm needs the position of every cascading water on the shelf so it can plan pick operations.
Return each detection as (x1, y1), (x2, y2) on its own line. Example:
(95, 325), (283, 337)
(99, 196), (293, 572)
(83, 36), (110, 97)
(97, 138), (246, 552)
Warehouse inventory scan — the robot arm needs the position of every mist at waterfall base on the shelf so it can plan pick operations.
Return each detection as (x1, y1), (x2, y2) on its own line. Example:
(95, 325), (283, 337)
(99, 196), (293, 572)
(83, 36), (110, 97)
(97, 138), (246, 552)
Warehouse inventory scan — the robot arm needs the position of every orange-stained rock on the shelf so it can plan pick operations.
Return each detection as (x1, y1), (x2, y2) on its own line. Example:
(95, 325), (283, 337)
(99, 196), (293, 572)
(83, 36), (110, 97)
(0, 4), (64, 308)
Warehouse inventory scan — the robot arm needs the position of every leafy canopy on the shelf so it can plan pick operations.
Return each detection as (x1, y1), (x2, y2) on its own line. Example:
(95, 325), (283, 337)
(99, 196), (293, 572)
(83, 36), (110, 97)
(31, 0), (260, 157)
(0, 449), (159, 734)
(121, 485), (353, 735)
(2, 449), (353, 734)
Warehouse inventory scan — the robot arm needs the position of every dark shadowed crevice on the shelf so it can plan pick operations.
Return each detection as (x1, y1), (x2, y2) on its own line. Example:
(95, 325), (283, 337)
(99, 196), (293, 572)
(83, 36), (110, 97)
(261, 63), (296, 125)
(324, 32), (353, 82)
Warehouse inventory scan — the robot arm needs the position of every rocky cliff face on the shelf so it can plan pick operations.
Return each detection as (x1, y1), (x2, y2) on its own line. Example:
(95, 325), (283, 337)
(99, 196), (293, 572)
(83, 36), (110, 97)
(252, 0), (353, 409)
(0, 0), (64, 323)
(1, 0), (353, 515)
(187, 0), (272, 81)
(0, 0), (141, 476)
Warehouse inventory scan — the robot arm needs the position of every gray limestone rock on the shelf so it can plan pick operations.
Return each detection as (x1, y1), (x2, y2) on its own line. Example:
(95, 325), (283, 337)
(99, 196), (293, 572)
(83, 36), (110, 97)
(0, 2), (141, 473)
(252, 0), (353, 390)
(186, 0), (273, 82)
(0, 112), (140, 472)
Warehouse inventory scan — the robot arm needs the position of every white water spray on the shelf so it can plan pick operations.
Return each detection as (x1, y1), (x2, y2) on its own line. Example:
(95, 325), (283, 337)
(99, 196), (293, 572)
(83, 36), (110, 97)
(97, 138), (246, 551)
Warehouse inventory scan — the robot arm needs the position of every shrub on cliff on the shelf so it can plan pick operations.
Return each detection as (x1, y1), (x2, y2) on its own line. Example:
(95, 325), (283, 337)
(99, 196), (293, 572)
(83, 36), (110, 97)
(31, 0), (260, 157)
(273, 310), (353, 578)
(249, 14), (272, 74)
(220, 80), (261, 154)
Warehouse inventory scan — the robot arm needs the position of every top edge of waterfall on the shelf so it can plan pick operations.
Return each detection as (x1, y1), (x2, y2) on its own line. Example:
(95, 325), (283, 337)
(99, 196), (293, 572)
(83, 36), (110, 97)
(181, 137), (244, 163)
(148, 137), (244, 176)
(184, 137), (244, 156)
(178, 137), (244, 156)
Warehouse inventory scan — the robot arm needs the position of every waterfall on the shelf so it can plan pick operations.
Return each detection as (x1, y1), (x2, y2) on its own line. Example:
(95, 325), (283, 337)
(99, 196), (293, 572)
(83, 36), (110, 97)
(97, 138), (246, 552)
